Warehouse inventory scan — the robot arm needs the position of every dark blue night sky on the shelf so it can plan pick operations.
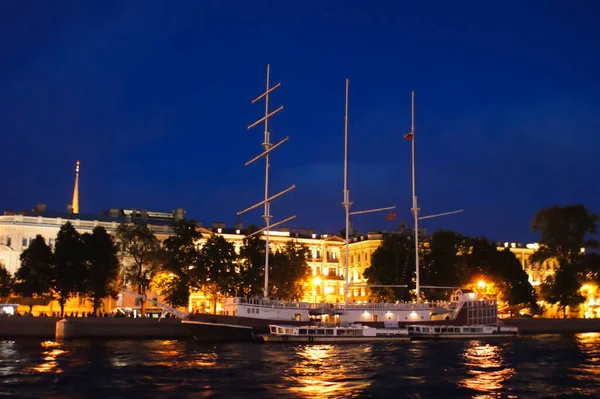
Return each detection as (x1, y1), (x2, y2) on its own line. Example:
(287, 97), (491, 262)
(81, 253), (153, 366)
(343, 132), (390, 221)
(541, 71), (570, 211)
(1, 1), (599, 243)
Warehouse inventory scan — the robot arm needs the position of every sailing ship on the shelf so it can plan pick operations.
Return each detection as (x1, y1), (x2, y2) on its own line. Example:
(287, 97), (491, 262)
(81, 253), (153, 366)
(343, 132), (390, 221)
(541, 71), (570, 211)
(183, 69), (506, 342)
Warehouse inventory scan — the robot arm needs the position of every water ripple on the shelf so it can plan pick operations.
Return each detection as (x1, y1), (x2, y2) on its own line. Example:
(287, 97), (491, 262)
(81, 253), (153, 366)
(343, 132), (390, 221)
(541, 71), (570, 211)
(0, 335), (600, 398)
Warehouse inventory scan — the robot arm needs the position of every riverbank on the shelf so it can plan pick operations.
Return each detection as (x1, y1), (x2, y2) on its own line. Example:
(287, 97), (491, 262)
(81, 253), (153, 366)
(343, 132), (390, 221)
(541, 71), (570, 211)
(2, 317), (600, 340)
(0, 317), (193, 340)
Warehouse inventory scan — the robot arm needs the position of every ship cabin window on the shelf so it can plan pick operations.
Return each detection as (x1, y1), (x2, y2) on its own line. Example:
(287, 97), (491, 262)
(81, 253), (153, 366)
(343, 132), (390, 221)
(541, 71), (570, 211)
(247, 308), (251, 314)
(278, 328), (285, 334)
(434, 328), (441, 333)
(285, 328), (293, 334)
(308, 329), (316, 335)
(295, 314), (301, 321)
(316, 329), (326, 335)
(422, 327), (429, 333)
(326, 329), (334, 335)
(299, 329), (307, 335)
(270, 326), (277, 333)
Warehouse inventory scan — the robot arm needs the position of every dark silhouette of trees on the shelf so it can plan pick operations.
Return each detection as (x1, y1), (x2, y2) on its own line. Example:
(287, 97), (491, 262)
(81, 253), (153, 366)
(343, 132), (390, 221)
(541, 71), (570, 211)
(532, 205), (598, 316)
(82, 226), (120, 315)
(0, 263), (13, 303)
(161, 219), (203, 308)
(237, 225), (267, 298)
(14, 235), (54, 312)
(116, 223), (164, 315)
(270, 240), (310, 300)
(195, 235), (237, 313)
(53, 222), (87, 317)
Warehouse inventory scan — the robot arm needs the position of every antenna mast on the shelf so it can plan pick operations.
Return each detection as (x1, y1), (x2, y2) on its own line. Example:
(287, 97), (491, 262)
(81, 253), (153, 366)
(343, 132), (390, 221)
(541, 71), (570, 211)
(238, 64), (296, 299)
(343, 79), (395, 306)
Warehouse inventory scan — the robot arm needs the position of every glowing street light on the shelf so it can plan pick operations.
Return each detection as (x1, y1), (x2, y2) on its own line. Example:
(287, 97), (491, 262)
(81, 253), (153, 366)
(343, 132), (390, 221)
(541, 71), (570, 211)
(478, 280), (486, 289)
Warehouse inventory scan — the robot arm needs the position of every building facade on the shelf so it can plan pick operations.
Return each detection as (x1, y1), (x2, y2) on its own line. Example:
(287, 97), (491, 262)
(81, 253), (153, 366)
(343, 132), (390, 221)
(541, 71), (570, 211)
(1, 204), (562, 315)
(0, 204), (184, 315)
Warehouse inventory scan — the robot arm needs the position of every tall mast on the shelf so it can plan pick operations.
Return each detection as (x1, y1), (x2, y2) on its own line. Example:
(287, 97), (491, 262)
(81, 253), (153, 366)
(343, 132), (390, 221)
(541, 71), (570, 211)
(343, 79), (352, 305)
(409, 92), (420, 302)
(343, 79), (395, 307)
(238, 64), (296, 299)
(406, 92), (464, 301)
(72, 160), (80, 214)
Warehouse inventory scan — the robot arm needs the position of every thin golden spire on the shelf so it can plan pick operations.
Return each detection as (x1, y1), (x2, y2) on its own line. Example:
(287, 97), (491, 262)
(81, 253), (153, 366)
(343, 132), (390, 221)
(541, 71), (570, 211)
(72, 160), (80, 214)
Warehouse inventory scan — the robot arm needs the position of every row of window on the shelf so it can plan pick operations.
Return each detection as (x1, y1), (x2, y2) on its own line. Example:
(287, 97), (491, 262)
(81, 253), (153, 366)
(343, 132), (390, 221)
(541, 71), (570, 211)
(0, 235), (55, 249)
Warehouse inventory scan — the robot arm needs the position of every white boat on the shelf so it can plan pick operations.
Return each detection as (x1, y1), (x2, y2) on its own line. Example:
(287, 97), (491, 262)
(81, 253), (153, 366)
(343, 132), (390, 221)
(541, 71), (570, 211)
(407, 324), (519, 340)
(262, 323), (410, 343)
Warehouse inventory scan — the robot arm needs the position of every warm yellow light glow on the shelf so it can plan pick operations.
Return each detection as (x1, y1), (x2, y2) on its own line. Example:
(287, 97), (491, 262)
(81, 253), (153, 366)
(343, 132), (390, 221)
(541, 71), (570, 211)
(478, 280), (486, 289)
(312, 277), (322, 286)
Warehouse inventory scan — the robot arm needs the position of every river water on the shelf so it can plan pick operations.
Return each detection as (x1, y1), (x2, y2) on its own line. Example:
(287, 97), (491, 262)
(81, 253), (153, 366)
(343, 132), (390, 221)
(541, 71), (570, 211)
(1, 333), (599, 398)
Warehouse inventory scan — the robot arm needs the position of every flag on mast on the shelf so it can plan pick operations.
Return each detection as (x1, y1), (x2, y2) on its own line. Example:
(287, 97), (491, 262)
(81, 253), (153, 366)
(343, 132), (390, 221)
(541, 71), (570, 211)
(403, 132), (414, 141)
(386, 211), (397, 221)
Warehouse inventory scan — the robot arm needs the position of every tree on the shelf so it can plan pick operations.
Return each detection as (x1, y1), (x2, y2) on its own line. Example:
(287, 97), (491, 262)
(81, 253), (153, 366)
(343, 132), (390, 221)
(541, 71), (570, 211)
(82, 226), (120, 315)
(531, 205), (599, 315)
(116, 223), (164, 315)
(458, 238), (537, 309)
(364, 234), (414, 302)
(421, 230), (465, 301)
(195, 235), (238, 313)
(161, 219), (203, 308)
(53, 222), (87, 317)
(270, 240), (310, 300)
(237, 225), (267, 297)
(14, 235), (54, 312)
(0, 263), (14, 303)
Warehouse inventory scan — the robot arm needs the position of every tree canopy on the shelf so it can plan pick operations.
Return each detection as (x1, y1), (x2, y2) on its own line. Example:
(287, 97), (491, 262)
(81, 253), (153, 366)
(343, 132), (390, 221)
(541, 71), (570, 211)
(0, 263), (13, 303)
(53, 222), (87, 316)
(533, 204), (599, 316)
(269, 240), (310, 300)
(14, 235), (54, 311)
(160, 219), (203, 308)
(116, 223), (164, 314)
(82, 226), (120, 315)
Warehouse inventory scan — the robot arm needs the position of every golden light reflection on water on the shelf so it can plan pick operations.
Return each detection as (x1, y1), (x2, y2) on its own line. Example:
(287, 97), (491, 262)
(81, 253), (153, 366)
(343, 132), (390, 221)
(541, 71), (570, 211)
(285, 344), (371, 398)
(459, 342), (514, 399)
(572, 332), (600, 381)
(30, 341), (67, 374)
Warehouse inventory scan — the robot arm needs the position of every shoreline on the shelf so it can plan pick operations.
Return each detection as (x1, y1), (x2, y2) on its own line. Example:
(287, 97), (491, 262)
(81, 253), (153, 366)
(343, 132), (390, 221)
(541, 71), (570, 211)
(1, 317), (600, 340)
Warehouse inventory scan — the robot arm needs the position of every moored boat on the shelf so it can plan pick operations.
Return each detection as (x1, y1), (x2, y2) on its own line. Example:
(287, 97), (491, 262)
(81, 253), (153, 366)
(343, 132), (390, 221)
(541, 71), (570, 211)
(407, 324), (519, 340)
(262, 323), (409, 343)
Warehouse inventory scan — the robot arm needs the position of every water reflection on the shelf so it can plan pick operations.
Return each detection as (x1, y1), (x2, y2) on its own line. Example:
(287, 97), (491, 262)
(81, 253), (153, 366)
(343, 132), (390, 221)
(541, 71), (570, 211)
(459, 341), (514, 399)
(286, 344), (372, 398)
(572, 333), (600, 383)
(30, 341), (67, 374)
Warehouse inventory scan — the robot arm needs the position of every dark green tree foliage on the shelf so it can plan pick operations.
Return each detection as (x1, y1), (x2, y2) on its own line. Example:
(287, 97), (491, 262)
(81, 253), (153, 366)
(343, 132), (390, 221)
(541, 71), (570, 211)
(364, 234), (414, 302)
(540, 267), (584, 318)
(197, 235), (237, 313)
(0, 263), (14, 303)
(116, 223), (164, 314)
(459, 238), (537, 308)
(237, 225), (267, 297)
(578, 253), (600, 284)
(15, 235), (54, 311)
(82, 226), (120, 315)
(270, 240), (310, 300)
(162, 219), (203, 308)
(494, 248), (538, 308)
(531, 205), (599, 315)
(421, 230), (465, 301)
(53, 222), (87, 317)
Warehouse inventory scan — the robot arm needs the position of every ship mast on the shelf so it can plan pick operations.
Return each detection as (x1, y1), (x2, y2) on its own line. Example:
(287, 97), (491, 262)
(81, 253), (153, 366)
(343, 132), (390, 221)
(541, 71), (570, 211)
(343, 78), (395, 306)
(238, 64), (296, 299)
(405, 92), (464, 302)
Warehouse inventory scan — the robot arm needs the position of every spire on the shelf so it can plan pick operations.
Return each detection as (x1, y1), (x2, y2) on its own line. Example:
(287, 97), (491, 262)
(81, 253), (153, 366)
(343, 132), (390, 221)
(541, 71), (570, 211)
(72, 160), (80, 214)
